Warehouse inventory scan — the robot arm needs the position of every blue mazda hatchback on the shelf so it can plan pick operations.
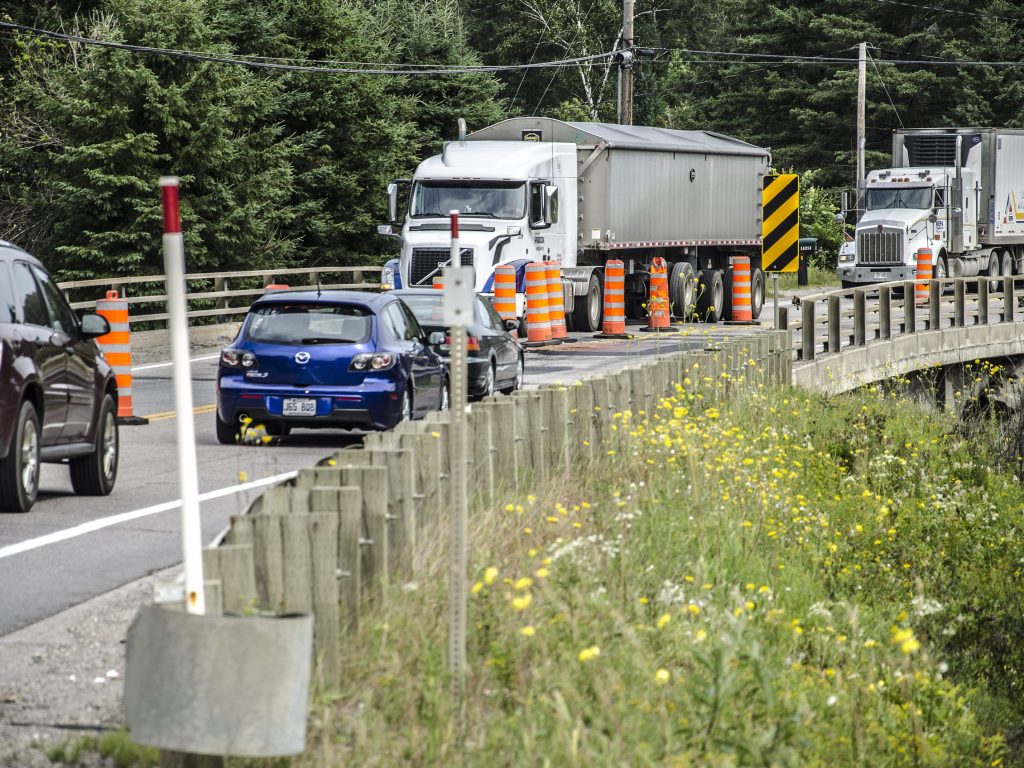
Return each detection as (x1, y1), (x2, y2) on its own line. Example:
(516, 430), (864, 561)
(216, 290), (448, 443)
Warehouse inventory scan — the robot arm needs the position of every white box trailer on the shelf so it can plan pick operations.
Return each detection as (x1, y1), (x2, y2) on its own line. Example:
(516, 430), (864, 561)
(838, 128), (1024, 287)
(381, 118), (772, 328)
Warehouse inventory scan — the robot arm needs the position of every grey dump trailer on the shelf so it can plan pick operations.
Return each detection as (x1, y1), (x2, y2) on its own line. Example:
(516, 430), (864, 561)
(382, 117), (771, 328)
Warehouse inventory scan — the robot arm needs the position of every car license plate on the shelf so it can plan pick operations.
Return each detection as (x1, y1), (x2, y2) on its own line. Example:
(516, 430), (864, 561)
(282, 398), (317, 416)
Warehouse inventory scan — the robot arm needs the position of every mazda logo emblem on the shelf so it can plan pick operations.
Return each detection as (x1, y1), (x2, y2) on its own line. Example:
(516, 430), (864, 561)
(294, 351), (310, 364)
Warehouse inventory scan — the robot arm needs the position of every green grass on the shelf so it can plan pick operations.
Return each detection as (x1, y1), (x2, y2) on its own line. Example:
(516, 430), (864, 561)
(41, 730), (158, 767)
(767, 265), (839, 296)
(298, 370), (1024, 766)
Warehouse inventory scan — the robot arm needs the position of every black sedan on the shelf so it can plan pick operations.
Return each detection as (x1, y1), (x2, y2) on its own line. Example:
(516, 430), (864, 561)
(394, 289), (524, 400)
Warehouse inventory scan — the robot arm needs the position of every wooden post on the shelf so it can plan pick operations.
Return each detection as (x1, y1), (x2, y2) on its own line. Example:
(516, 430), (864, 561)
(252, 514), (285, 613)
(853, 289), (866, 346)
(978, 278), (989, 325)
(903, 281), (917, 333)
(929, 281), (940, 330)
(827, 295), (840, 353)
(544, 387), (570, 472)
(573, 381), (594, 463)
(801, 298), (816, 361)
(590, 377), (611, 453)
(201, 545), (258, 614)
(469, 403), (494, 504)
(954, 280), (965, 327)
(1003, 275), (1015, 323)
(879, 285), (891, 340)
(484, 398), (518, 492)
(309, 486), (362, 634)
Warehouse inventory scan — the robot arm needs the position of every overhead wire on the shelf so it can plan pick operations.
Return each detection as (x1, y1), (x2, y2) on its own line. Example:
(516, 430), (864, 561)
(867, 48), (904, 129)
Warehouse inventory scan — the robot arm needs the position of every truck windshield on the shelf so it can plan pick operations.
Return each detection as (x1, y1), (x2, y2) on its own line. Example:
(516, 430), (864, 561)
(865, 187), (933, 211)
(410, 181), (526, 219)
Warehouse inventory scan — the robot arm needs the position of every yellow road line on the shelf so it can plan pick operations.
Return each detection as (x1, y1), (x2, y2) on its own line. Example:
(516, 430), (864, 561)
(144, 403), (218, 421)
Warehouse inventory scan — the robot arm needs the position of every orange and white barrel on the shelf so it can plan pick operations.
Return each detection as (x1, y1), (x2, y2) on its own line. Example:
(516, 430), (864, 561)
(525, 262), (551, 342)
(729, 256), (753, 322)
(646, 257), (670, 329)
(493, 265), (517, 329)
(95, 290), (140, 422)
(915, 248), (932, 304)
(601, 260), (627, 336)
(545, 261), (567, 339)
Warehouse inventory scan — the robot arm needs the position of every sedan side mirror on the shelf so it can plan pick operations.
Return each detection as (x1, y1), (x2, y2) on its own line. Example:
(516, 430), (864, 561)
(80, 312), (110, 339)
(427, 331), (445, 346)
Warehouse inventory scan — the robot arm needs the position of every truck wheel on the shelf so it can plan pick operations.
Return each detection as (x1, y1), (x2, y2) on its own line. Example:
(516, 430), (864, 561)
(695, 269), (724, 323)
(988, 252), (1002, 292)
(751, 268), (765, 319)
(669, 261), (695, 320)
(1001, 250), (1013, 278)
(571, 271), (603, 333)
(722, 267), (735, 320)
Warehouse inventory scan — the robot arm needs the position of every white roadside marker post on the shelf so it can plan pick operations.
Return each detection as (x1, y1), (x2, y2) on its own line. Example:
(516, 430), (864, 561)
(160, 176), (205, 616)
(444, 211), (474, 732)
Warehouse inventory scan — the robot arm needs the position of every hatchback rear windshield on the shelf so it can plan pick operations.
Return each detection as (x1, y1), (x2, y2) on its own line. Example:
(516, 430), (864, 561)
(245, 304), (371, 344)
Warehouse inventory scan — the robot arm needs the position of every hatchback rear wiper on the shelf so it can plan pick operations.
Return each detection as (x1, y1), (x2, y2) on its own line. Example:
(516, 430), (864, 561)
(299, 337), (349, 344)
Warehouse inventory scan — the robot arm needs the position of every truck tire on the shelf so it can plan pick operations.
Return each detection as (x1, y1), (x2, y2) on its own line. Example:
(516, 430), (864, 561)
(988, 252), (1002, 292)
(695, 269), (724, 323)
(722, 267), (735, 320)
(751, 267), (765, 319)
(669, 261), (696, 320)
(571, 271), (603, 333)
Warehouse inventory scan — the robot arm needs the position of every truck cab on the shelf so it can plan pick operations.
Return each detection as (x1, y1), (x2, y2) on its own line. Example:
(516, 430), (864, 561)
(837, 167), (978, 287)
(381, 134), (577, 309)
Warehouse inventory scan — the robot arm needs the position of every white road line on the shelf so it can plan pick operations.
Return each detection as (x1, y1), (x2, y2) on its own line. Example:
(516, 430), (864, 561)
(0, 471), (297, 561)
(132, 353), (220, 372)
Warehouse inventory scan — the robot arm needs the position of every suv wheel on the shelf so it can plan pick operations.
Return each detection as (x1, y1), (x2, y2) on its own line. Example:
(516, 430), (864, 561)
(70, 394), (119, 496)
(0, 400), (41, 513)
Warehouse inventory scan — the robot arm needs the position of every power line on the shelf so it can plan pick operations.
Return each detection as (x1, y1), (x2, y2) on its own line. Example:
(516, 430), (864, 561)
(868, 49), (904, 129)
(0, 19), (614, 76)
(862, 0), (1023, 23)
(657, 47), (1024, 68)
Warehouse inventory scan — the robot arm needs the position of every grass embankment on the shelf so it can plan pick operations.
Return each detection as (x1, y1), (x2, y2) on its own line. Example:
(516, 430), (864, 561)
(767, 265), (838, 295)
(304, 381), (1024, 767)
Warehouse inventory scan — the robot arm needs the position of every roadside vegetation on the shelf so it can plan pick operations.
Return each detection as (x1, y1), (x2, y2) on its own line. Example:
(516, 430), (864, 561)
(293, 378), (1024, 766)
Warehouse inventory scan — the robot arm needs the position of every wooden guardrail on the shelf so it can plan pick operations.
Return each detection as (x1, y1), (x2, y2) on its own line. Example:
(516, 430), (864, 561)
(195, 332), (792, 690)
(57, 265), (381, 325)
(782, 275), (1022, 362)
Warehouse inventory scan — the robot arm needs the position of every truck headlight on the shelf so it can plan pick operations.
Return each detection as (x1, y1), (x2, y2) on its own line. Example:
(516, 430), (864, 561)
(838, 249), (855, 264)
(380, 265), (395, 291)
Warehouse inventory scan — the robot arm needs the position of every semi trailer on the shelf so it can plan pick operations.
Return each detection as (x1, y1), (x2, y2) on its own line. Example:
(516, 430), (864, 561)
(837, 128), (1024, 287)
(379, 117), (771, 329)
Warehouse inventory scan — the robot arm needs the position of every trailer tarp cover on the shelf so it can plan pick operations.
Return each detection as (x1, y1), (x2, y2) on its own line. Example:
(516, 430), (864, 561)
(468, 118), (768, 158)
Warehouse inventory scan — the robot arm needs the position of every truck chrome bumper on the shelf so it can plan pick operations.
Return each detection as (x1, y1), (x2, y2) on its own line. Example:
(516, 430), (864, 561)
(838, 265), (917, 284)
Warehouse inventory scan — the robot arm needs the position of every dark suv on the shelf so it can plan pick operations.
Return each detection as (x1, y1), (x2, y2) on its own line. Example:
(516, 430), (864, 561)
(0, 241), (119, 512)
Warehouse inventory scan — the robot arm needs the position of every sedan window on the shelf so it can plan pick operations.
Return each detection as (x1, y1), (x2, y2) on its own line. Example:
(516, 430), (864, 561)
(246, 304), (371, 344)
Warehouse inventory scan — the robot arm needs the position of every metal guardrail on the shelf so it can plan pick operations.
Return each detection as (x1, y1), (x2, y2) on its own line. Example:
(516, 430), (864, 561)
(57, 266), (380, 324)
(783, 276), (1022, 362)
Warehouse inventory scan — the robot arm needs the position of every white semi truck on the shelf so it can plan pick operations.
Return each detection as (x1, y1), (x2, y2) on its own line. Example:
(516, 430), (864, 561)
(837, 128), (1024, 287)
(379, 117), (771, 329)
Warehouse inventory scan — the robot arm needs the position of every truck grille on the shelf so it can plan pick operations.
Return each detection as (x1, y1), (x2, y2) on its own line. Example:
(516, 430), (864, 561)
(410, 247), (474, 286)
(857, 231), (903, 266)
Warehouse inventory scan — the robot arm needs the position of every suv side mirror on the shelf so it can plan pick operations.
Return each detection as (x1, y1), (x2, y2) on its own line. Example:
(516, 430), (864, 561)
(503, 319), (519, 332)
(80, 312), (110, 339)
(427, 331), (445, 346)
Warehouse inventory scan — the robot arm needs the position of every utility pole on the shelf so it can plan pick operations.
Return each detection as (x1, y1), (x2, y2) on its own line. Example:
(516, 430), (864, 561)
(618, 0), (634, 125)
(856, 41), (866, 220)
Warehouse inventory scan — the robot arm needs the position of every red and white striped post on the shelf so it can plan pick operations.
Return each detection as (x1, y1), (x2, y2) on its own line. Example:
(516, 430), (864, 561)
(160, 176), (205, 616)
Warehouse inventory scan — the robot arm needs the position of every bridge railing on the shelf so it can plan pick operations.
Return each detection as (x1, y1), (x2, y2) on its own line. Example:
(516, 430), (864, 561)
(785, 275), (1021, 362)
(57, 265), (381, 325)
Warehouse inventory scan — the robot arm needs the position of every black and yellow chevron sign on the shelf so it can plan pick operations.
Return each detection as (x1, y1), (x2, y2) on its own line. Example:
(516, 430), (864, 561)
(762, 174), (800, 273)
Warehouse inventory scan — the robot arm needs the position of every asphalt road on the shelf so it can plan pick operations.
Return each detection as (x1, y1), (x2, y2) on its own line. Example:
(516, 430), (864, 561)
(0, 321), (754, 637)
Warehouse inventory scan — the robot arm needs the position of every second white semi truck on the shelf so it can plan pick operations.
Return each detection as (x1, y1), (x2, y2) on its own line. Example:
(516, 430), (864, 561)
(838, 127), (1024, 288)
(379, 117), (771, 329)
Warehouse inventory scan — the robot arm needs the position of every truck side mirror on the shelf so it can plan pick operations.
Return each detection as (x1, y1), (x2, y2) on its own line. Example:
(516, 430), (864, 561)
(543, 186), (558, 226)
(841, 190), (850, 212)
(387, 182), (399, 224)
(834, 212), (846, 225)
(928, 213), (937, 223)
